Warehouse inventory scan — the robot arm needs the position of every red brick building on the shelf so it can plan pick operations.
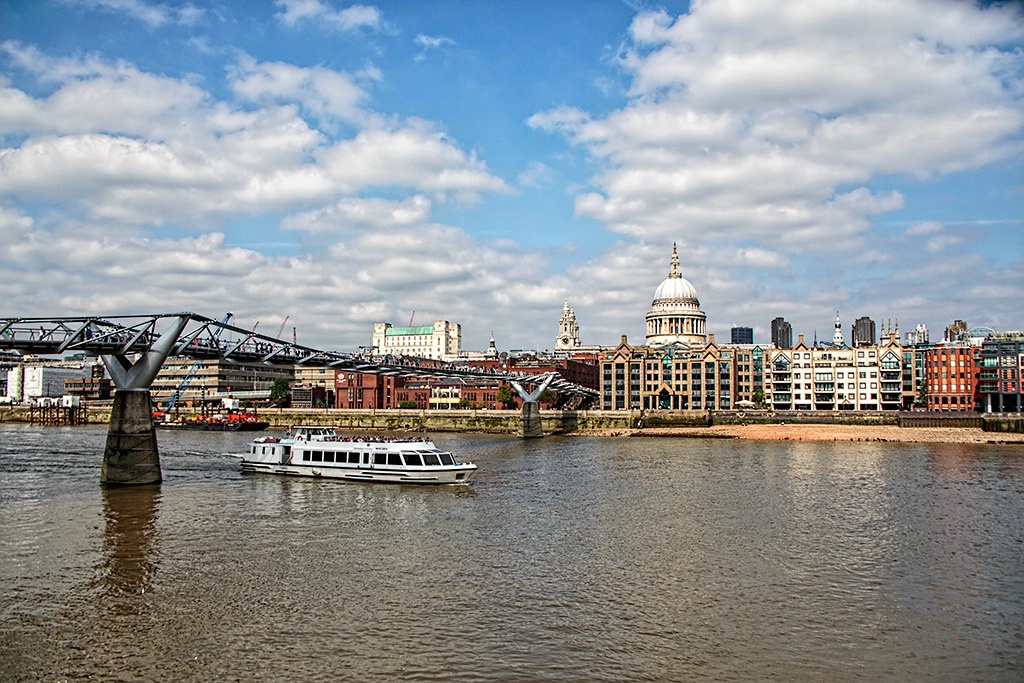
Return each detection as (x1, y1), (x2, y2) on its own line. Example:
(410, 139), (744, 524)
(924, 345), (980, 412)
(332, 354), (598, 410)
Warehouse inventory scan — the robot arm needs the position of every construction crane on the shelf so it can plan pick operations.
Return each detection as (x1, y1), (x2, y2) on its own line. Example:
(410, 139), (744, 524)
(276, 316), (290, 339)
(409, 310), (415, 326)
(161, 312), (233, 416)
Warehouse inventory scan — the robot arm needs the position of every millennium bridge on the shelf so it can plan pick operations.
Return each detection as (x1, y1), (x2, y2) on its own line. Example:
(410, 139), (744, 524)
(0, 312), (598, 486)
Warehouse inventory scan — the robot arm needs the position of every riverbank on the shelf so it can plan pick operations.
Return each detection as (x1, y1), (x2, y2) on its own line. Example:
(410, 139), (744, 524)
(625, 423), (1024, 444)
(2, 405), (1021, 444)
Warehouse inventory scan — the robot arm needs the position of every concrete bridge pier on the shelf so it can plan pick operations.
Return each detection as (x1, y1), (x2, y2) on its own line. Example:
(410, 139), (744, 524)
(519, 401), (543, 438)
(511, 374), (555, 439)
(100, 315), (189, 486)
(102, 390), (161, 485)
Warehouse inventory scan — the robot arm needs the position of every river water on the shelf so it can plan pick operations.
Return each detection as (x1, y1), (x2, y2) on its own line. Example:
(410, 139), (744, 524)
(0, 424), (1021, 682)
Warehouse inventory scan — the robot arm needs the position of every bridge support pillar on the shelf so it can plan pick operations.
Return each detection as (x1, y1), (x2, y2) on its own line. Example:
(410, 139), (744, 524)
(520, 402), (543, 438)
(99, 315), (189, 487)
(102, 390), (162, 486)
(511, 374), (555, 439)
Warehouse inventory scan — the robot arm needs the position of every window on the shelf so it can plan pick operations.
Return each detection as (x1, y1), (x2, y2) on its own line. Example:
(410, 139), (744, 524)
(387, 453), (402, 466)
(423, 453), (441, 466)
(311, 451), (323, 462)
(403, 452), (423, 466)
(373, 453), (386, 465)
(347, 452), (360, 464)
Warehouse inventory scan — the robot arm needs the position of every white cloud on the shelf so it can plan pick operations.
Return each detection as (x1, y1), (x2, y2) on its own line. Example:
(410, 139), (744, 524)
(529, 0), (1024, 340)
(904, 221), (943, 237)
(0, 2), (1020, 352)
(0, 49), (508, 225)
(281, 195), (432, 232)
(275, 0), (383, 33)
(61, 0), (204, 28)
(317, 122), (511, 198)
(414, 34), (455, 50)
(228, 56), (379, 128)
(517, 162), (554, 189)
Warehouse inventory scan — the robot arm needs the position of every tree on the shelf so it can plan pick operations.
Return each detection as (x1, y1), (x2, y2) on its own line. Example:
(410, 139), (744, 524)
(269, 378), (291, 407)
(914, 380), (928, 409)
(752, 388), (765, 407)
(496, 383), (517, 409)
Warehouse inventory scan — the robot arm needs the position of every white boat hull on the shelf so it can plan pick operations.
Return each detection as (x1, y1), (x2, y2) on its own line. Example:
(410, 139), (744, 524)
(240, 461), (475, 484)
(239, 426), (477, 485)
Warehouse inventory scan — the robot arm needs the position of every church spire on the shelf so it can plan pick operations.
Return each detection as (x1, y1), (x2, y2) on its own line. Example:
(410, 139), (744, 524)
(668, 242), (681, 279)
(832, 310), (845, 347)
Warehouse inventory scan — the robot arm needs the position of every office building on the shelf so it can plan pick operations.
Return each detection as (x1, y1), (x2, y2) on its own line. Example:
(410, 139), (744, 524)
(731, 326), (753, 344)
(771, 317), (793, 349)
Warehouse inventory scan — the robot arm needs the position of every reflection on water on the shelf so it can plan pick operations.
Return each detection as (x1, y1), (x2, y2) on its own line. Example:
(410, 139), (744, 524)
(0, 425), (1022, 682)
(96, 485), (161, 607)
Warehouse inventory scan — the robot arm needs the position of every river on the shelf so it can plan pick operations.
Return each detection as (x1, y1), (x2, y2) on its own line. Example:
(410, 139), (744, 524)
(0, 424), (1021, 681)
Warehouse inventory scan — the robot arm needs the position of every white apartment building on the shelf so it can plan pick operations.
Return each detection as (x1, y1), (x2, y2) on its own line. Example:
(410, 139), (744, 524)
(765, 333), (904, 411)
(371, 320), (461, 361)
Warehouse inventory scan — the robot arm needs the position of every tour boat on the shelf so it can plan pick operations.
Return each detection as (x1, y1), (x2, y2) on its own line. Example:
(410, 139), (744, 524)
(240, 426), (477, 485)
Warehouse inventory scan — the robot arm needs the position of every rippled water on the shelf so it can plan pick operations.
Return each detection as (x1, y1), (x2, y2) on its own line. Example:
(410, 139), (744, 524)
(1, 424), (1022, 681)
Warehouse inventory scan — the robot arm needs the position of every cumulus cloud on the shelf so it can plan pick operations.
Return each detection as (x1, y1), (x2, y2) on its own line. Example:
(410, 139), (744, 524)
(228, 55), (379, 128)
(534, 0), (1023, 244)
(529, 0), (1024, 339)
(0, 47), (508, 227)
(281, 195), (432, 232)
(61, 0), (204, 28)
(0, 2), (1020, 351)
(275, 0), (383, 33)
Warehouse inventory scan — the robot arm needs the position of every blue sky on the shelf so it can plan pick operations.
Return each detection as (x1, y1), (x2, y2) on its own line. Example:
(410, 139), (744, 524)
(1, 0), (1022, 352)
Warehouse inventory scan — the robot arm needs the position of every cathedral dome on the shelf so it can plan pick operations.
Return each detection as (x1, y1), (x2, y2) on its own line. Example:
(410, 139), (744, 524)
(645, 242), (707, 347)
(653, 274), (698, 304)
(651, 243), (699, 306)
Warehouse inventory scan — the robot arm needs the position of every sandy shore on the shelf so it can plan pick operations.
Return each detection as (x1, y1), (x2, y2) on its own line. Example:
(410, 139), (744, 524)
(592, 423), (1024, 444)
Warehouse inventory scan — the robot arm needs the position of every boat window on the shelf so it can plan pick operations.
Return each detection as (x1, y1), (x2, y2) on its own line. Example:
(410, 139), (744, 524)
(347, 452), (360, 464)
(403, 452), (423, 467)
(423, 453), (441, 467)
(387, 453), (402, 466)
(311, 451), (323, 462)
(362, 453), (370, 465)
(438, 453), (454, 466)
(373, 453), (386, 465)
(323, 452), (335, 463)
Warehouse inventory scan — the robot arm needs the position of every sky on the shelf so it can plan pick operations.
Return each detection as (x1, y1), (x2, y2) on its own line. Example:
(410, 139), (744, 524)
(1, 0), (1022, 353)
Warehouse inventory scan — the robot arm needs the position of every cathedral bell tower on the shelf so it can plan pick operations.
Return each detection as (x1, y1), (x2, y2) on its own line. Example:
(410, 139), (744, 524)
(555, 299), (581, 350)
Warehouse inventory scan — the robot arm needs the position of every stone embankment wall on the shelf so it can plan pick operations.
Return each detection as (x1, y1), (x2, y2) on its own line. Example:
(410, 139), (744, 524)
(255, 408), (632, 434)
(2, 405), (1021, 434)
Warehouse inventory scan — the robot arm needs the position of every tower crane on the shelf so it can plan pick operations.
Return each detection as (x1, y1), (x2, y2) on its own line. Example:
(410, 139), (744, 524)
(161, 312), (234, 416)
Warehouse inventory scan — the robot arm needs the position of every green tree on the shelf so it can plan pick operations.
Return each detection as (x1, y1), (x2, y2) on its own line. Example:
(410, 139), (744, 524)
(496, 383), (517, 409)
(752, 388), (765, 407)
(914, 380), (928, 409)
(269, 378), (291, 407)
